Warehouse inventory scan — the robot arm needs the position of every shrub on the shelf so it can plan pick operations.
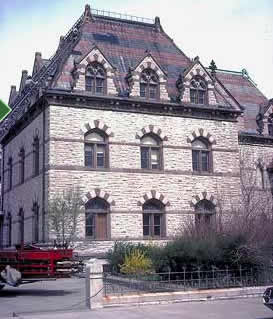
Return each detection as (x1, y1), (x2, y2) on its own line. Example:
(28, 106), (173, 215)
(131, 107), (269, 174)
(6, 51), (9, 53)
(120, 249), (153, 275)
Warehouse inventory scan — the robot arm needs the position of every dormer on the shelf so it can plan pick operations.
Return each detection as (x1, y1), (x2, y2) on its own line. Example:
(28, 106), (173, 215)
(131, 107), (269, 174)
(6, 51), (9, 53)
(126, 53), (170, 101)
(72, 46), (118, 96)
(181, 57), (217, 106)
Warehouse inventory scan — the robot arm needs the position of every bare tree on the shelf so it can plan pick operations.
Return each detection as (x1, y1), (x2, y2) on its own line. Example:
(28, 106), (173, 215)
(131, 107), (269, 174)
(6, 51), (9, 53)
(48, 187), (83, 247)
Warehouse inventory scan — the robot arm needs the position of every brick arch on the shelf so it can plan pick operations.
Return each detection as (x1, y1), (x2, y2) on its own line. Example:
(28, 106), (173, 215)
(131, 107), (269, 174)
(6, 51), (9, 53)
(81, 188), (115, 206)
(135, 125), (168, 141)
(187, 128), (216, 145)
(137, 190), (170, 206)
(80, 119), (114, 137)
(190, 192), (217, 208)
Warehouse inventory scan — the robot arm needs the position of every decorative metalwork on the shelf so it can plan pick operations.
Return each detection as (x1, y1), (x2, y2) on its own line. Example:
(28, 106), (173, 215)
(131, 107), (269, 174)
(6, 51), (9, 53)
(256, 106), (264, 135)
(175, 73), (184, 102)
(209, 59), (217, 78)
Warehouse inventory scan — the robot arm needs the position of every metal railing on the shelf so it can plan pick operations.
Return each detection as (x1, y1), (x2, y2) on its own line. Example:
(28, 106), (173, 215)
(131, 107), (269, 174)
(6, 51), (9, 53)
(91, 8), (154, 24)
(104, 267), (273, 296)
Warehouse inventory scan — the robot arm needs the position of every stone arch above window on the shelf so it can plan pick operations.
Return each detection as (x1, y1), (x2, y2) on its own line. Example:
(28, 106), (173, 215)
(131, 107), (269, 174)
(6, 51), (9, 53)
(72, 46), (118, 95)
(187, 128), (216, 145)
(127, 54), (169, 101)
(135, 125), (168, 141)
(190, 192), (217, 208)
(81, 188), (115, 206)
(80, 120), (114, 137)
(137, 190), (170, 207)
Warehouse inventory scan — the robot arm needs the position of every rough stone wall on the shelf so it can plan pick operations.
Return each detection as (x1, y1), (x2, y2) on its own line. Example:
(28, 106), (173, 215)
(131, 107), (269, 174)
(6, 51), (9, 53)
(2, 109), (49, 246)
(47, 104), (242, 249)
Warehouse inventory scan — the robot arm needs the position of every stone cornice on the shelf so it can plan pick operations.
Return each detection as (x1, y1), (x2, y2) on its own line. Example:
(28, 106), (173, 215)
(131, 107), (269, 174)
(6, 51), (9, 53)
(46, 90), (242, 120)
(239, 132), (273, 146)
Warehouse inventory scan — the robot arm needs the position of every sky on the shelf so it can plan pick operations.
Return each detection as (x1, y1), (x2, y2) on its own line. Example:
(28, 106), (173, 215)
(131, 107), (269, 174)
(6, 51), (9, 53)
(0, 0), (272, 105)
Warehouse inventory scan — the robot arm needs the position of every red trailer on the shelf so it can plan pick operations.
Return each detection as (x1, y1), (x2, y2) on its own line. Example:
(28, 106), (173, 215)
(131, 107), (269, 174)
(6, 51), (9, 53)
(0, 245), (74, 289)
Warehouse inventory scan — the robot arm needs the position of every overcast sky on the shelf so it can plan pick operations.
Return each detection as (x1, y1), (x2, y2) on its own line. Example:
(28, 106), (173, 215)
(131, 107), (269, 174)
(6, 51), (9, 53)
(0, 0), (272, 104)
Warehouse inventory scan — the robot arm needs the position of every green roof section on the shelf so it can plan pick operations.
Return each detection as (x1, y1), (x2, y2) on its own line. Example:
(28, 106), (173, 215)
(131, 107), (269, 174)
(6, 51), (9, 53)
(0, 98), (11, 121)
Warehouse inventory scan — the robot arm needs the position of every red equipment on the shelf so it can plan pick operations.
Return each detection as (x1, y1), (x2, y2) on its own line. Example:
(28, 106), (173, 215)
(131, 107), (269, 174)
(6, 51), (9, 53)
(0, 245), (74, 288)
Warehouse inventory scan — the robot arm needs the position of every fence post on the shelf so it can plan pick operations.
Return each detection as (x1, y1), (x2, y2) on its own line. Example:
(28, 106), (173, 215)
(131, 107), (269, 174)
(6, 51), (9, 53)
(85, 259), (104, 309)
(183, 267), (186, 291)
(239, 265), (242, 285)
(226, 265), (229, 287)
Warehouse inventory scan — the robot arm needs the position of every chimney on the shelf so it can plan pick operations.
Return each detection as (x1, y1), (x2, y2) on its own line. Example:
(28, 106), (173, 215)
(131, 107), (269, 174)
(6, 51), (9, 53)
(8, 85), (17, 106)
(19, 70), (28, 94)
(32, 52), (42, 75)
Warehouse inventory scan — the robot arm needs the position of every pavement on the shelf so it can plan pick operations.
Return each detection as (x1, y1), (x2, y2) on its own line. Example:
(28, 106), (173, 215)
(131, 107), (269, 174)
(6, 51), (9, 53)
(4, 298), (273, 319)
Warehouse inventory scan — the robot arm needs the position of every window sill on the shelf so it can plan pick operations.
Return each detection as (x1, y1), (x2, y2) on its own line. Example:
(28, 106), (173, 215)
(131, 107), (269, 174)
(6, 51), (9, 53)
(192, 170), (213, 176)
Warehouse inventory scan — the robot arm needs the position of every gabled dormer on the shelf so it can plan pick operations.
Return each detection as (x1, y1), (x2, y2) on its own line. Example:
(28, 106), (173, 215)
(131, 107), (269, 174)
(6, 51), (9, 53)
(72, 46), (118, 96)
(181, 57), (217, 106)
(126, 53), (170, 101)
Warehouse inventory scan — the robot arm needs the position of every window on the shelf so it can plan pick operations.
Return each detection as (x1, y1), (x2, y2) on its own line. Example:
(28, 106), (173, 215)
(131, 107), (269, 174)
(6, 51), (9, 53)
(141, 134), (162, 170)
(18, 208), (24, 245)
(192, 138), (211, 172)
(19, 148), (25, 184)
(7, 213), (12, 247)
(32, 203), (39, 243)
(190, 76), (207, 105)
(85, 197), (109, 239)
(140, 69), (159, 100)
(268, 115), (273, 136)
(256, 166), (265, 189)
(195, 199), (215, 230)
(143, 199), (165, 237)
(8, 157), (12, 190)
(85, 62), (106, 94)
(84, 130), (108, 169)
(33, 137), (39, 176)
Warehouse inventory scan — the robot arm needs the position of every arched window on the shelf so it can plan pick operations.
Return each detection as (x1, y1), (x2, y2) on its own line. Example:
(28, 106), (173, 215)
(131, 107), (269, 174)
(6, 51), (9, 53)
(195, 199), (215, 229)
(33, 136), (39, 176)
(268, 115), (273, 136)
(32, 202), (39, 243)
(19, 148), (25, 184)
(85, 197), (109, 239)
(85, 62), (106, 94)
(18, 208), (24, 245)
(192, 138), (211, 172)
(140, 134), (162, 170)
(190, 76), (207, 105)
(8, 157), (13, 191)
(256, 166), (265, 189)
(7, 213), (12, 247)
(143, 199), (165, 237)
(84, 130), (108, 169)
(140, 69), (159, 100)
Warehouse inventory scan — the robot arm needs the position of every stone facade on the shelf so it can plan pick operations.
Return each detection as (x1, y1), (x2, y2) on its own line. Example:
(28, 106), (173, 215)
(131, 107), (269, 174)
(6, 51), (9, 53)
(0, 6), (272, 256)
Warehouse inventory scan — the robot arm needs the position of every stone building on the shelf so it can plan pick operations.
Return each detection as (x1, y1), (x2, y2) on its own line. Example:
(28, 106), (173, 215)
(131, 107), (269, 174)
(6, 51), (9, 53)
(0, 5), (273, 254)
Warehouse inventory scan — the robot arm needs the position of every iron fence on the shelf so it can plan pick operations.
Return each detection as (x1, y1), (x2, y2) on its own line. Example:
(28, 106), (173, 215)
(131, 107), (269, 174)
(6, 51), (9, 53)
(104, 266), (273, 296)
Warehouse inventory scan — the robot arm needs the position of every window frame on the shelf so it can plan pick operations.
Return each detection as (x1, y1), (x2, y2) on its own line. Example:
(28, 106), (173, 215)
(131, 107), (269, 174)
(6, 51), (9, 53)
(19, 148), (25, 184)
(7, 213), (12, 247)
(192, 138), (212, 173)
(84, 130), (109, 169)
(268, 115), (273, 136)
(85, 198), (110, 240)
(190, 76), (207, 105)
(195, 199), (216, 231)
(85, 62), (106, 95)
(139, 68), (160, 100)
(140, 134), (163, 170)
(142, 199), (165, 238)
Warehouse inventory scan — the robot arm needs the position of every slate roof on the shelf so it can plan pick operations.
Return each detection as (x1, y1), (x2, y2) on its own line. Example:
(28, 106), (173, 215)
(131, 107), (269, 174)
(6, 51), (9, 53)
(8, 6), (270, 134)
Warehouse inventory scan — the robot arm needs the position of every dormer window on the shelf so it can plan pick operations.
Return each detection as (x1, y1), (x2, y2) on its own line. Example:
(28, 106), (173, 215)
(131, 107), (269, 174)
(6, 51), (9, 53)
(190, 76), (207, 105)
(85, 62), (106, 94)
(140, 69), (159, 100)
